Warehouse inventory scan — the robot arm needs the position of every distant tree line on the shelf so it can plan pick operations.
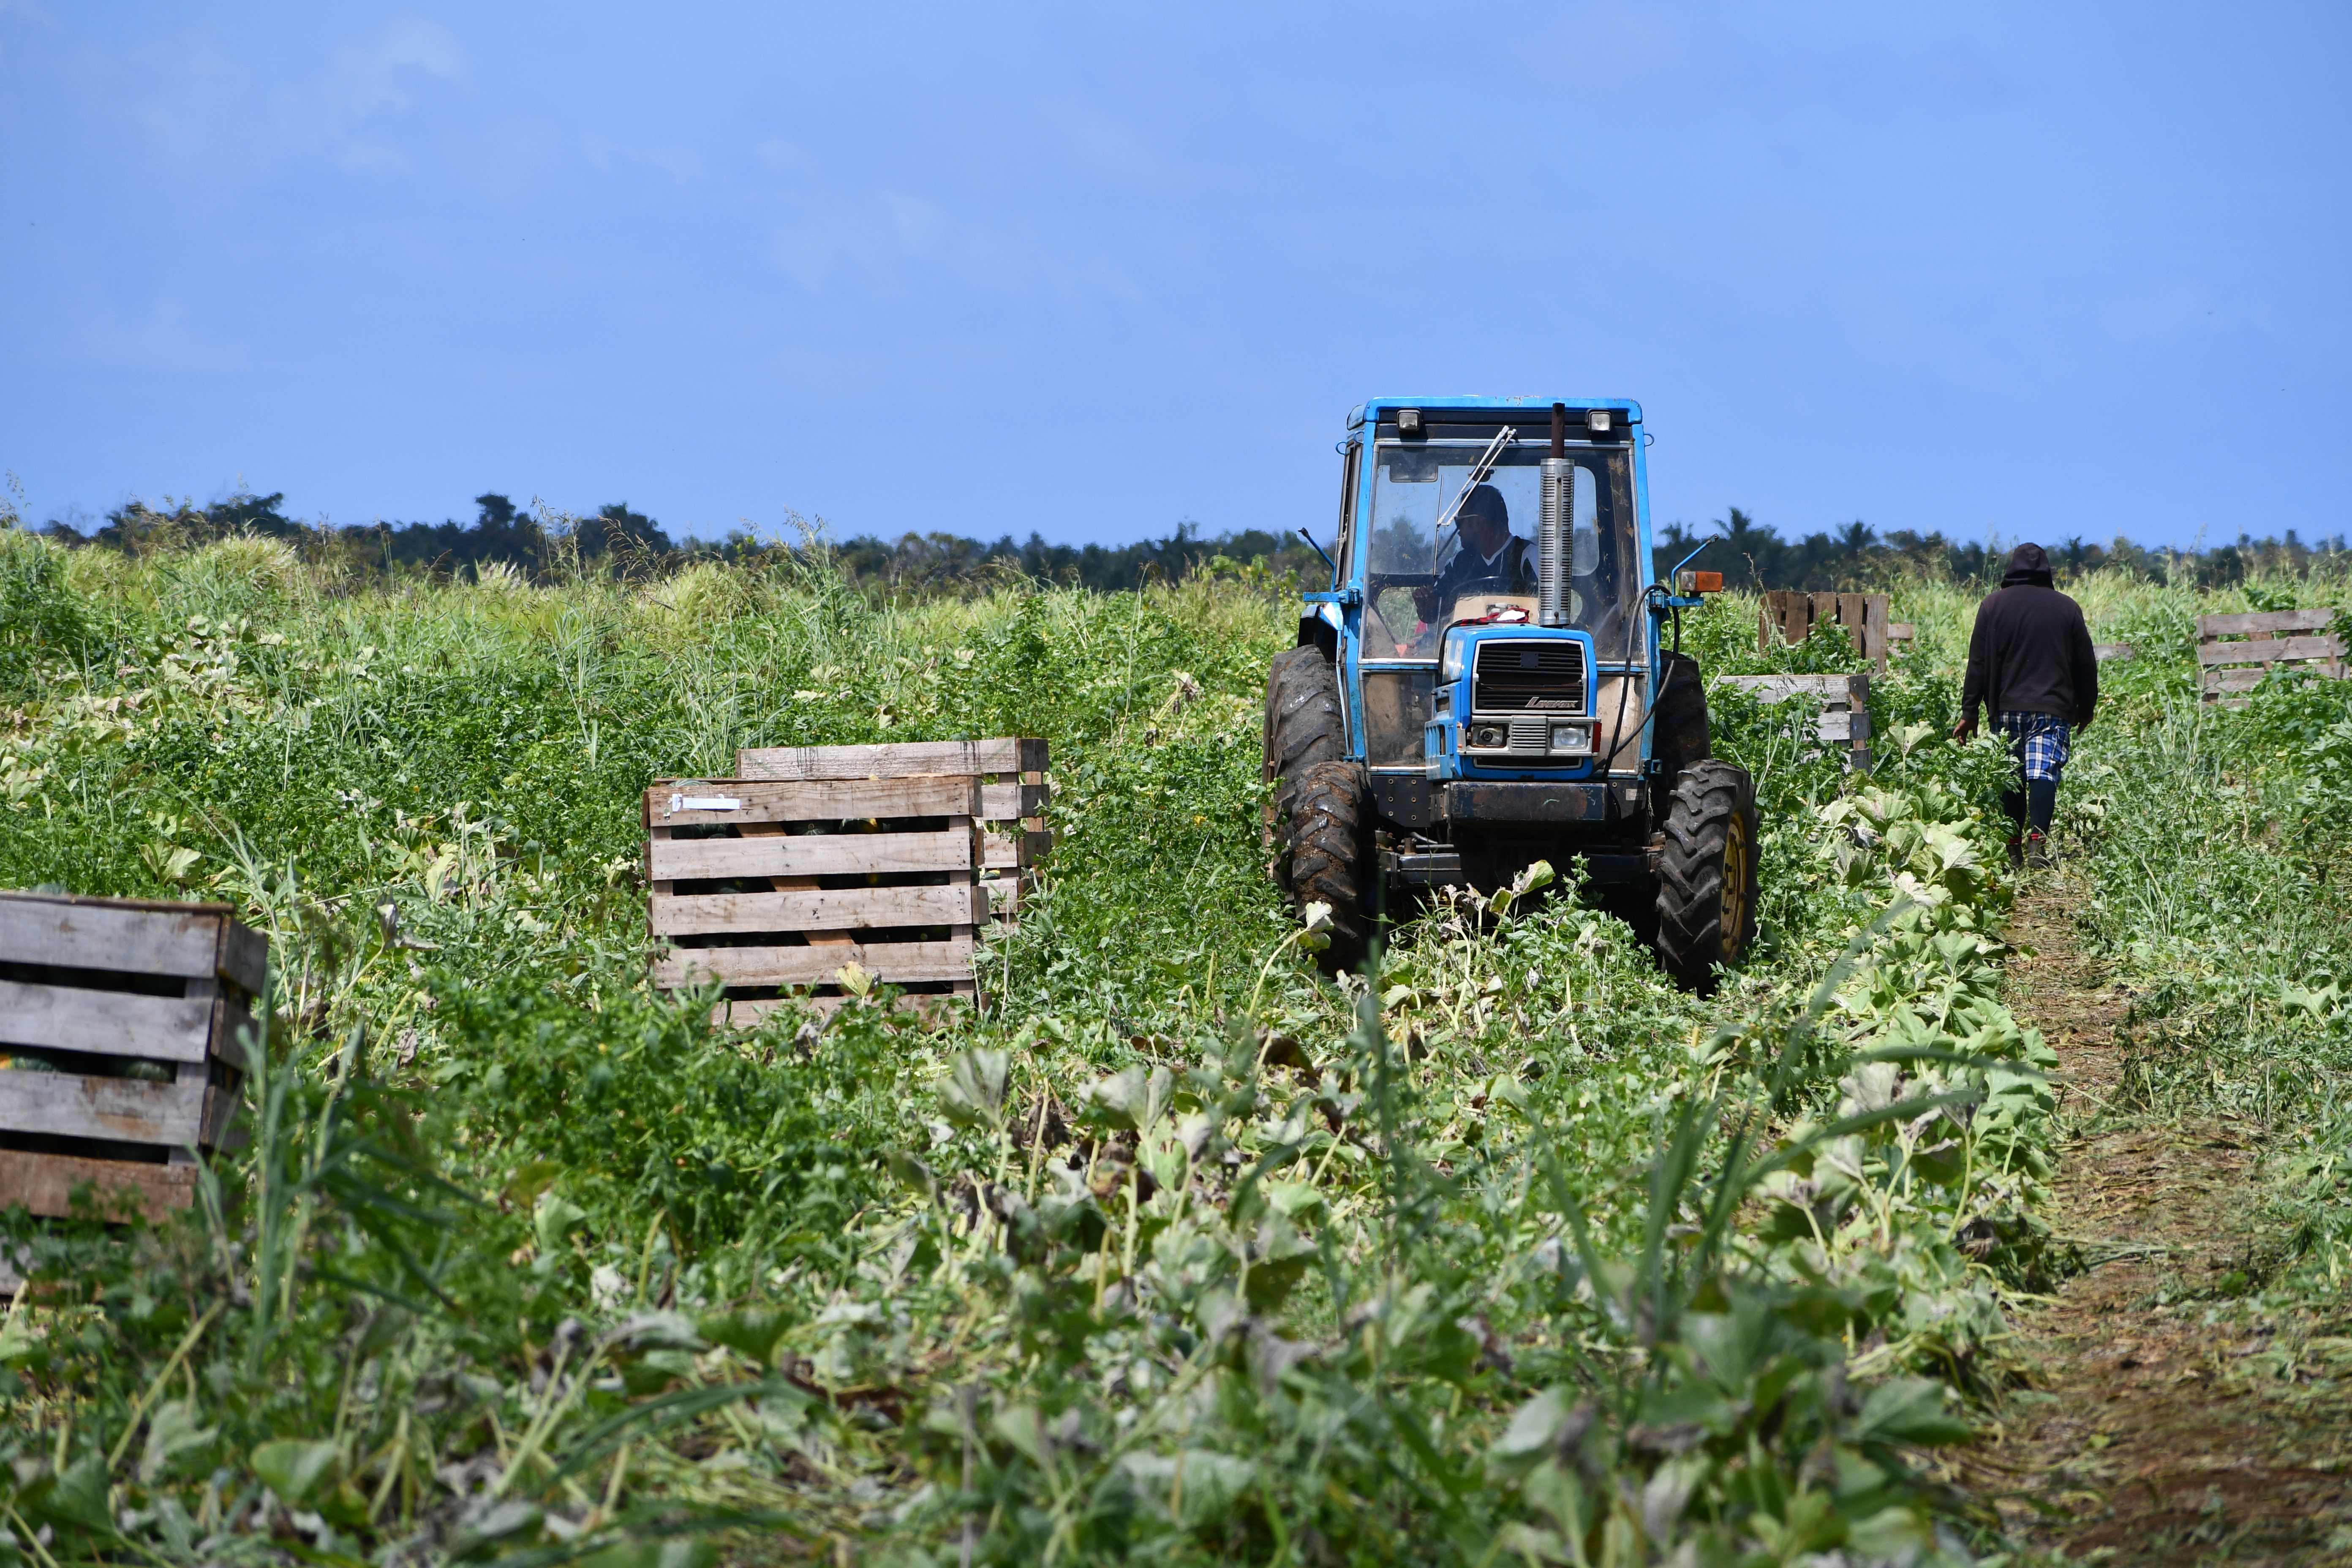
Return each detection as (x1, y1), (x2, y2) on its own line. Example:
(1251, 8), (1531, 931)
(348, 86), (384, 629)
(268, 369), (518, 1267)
(43, 492), (676, 580)
(1650, 508), (2349, 592)
(32, 489), (2349, 595)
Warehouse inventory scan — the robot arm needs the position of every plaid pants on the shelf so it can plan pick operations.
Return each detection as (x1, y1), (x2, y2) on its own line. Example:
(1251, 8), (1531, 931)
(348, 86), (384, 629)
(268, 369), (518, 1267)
(1997, 711), (2071, 784)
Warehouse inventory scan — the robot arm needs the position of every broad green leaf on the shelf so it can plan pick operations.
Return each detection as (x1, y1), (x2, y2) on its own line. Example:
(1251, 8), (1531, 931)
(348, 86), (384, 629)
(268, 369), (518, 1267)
(23, 1455), (113, 1534)
(938, 1048), (1010, 1130)
(504, 1158), (565, 1208)
(697, 1305), (792, 1369)
(1489, 1386), (1570, 1465)
(991, 1403), (1047, 1466)
(1855, 1376), (1971, 1446)
(534, 1190), (589, 1255)
(139, 1398), (218, 1485)
(251, 1437), (340, 1505)
(885, 1148), (939, 1201)
(1086, 1064), (1175, 1133)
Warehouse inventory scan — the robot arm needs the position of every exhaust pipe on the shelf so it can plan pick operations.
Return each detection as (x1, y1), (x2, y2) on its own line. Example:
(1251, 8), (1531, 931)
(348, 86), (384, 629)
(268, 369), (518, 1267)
(1539, 403), (1575, 628)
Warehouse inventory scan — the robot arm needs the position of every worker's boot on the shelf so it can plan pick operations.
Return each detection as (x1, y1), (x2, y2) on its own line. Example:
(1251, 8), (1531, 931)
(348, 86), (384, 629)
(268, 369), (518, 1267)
(2025, 831), (2055, 869)
(2006, 836), (2025, 871)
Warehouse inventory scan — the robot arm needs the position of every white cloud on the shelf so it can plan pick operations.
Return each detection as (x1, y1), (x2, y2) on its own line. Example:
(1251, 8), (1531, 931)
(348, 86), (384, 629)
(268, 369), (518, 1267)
(278, 15), (465, 171)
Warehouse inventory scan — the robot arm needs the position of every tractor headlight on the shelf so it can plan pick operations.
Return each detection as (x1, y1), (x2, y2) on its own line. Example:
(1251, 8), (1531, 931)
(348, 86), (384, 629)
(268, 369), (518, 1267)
(1550, 724), (1591, 754)
(1471, 724), (1507, 749)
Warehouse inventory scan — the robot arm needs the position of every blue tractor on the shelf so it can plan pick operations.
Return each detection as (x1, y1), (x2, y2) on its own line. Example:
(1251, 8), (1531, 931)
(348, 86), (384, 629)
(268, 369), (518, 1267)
(1264, 397), (1757, 990)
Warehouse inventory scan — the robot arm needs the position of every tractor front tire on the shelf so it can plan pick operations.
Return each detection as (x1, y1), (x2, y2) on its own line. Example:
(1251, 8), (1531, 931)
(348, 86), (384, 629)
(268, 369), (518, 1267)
(1263, 644), (1348, 893)
(1653, 759), (1759, 994)
(1279, 759), (1373, 976)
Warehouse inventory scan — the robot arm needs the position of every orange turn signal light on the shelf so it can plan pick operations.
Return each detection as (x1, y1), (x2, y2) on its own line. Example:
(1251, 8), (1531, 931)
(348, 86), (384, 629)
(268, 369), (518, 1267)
(1675, 569), (1723, 594)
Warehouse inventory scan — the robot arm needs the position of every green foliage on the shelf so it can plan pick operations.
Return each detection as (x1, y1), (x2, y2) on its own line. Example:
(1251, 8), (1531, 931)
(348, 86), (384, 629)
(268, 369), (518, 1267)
(2060, 655), (2352, 1304)
(0, 529), (94, 700)
(0, 549), (2120, 1565)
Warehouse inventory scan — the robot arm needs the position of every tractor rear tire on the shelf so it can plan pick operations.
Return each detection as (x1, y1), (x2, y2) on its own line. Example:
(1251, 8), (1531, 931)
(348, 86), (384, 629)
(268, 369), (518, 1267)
(1647, 651), (1712, 824)
(1279, 759), (1373, 976)
(1263, 644), (1348, 895)
(1653, 759), (1759, 994)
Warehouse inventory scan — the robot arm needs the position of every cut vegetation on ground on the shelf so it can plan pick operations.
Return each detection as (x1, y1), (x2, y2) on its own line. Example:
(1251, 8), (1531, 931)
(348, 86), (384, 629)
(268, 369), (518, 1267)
(0, 523), (2347, 1565)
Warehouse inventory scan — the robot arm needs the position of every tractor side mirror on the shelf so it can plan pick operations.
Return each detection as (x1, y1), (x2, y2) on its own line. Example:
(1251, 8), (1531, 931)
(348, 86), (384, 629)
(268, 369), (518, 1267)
(1675, 569), (1723, 595)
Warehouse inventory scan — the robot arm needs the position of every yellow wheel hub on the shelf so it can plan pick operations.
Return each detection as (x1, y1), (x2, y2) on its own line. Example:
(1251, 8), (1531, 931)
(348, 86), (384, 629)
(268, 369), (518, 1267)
(1719, 813), (1751, 961)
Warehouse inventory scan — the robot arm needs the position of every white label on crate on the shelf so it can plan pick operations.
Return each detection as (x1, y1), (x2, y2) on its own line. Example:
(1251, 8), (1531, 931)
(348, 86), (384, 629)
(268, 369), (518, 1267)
(669, 794), (743, 814)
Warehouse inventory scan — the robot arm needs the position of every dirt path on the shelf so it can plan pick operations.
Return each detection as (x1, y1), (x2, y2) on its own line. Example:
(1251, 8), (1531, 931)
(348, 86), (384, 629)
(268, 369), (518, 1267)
(1963, 875), (2352, 1564)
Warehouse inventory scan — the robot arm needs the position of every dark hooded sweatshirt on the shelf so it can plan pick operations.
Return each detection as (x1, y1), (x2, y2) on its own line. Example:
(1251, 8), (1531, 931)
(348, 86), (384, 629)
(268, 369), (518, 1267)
(1960, 543), (2100, 726)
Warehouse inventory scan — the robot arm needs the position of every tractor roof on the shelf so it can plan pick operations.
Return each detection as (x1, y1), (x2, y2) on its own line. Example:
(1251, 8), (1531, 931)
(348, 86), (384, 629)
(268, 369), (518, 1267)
(1346, 396), (1643, 430)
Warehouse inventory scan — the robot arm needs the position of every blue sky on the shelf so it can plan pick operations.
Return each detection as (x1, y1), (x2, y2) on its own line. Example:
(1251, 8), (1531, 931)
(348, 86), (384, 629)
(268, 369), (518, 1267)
(2, 3), (2345, 551)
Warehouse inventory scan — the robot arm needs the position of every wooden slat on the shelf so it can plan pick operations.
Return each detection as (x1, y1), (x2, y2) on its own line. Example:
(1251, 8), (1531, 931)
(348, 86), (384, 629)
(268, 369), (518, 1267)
(979, 781), (1051, 820)
(1817, 710), (1872, 743)
(736, 738), (1046, 781)
(982, 878), (1024, 918)
(211, 998), (261, 1066)
(651, 884), (983, 936)
(201, 1081), (242, 1150)
(1755, 593), (1888, 666)
(654, 936), (975, 989)
(0, 1073), (210, 1147)
(0, 1149), (197, 1223)
(0, 895), (227, 980)
(1714, 673), (1870, 706)
(648, 828), (976, 882)
(2197, 608), (2341, 638)
(1811, 594), (1842, 653)
(716, 991), (974, 1026)
(0, 980), (212, 1063)
(2198, 663), (2339, 697)
(645, 775), (980, 827)
(983, 832), (1049, 870)
(2195, 635), (2343, 666)
(218, 921), (267, 998)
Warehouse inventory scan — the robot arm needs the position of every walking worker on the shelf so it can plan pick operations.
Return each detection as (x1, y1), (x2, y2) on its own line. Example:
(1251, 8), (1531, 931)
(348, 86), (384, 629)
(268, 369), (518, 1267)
(1952, 542), (2100, 869)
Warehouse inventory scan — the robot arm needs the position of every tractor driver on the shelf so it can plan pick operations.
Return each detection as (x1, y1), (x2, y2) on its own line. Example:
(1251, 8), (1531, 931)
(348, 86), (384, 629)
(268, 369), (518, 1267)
(1412, 483), (1535, 629)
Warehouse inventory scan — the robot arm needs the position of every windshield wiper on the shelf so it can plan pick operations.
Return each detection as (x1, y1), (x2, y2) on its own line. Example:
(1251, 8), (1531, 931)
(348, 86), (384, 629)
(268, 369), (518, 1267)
(1432, 425), (1516, 539)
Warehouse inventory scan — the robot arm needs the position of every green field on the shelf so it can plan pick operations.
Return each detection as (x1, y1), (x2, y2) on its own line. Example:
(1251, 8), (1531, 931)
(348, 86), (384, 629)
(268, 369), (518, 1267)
(1, 526), (2348, 1565)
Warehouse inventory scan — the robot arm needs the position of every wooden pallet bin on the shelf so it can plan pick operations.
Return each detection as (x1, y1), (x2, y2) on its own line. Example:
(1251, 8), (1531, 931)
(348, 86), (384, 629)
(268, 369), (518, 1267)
(0, 890), (264, 1223)
(735, 738), (1052, 924)
(2197, 608), (2345, 705)
(646, 738), (1050, 1025)
(1714, 673), (1873, 772)
(1760, 591), (1893, 669)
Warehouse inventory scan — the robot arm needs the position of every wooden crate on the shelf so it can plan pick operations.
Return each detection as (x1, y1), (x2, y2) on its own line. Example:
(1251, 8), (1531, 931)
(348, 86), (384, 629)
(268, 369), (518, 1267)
(1715, 673), (1872, 772)
(2197, 608), (2344, 705)
(735, 738), (1051, 926)
(1761, 591), (1892, 669)
(649, 739), (1051, 1025)
(0, 891), (264, 1223)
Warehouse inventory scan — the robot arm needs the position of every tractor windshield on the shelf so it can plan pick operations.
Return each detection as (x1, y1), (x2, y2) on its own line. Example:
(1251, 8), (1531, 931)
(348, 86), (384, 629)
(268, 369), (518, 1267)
(1360, 438), (1640, 660)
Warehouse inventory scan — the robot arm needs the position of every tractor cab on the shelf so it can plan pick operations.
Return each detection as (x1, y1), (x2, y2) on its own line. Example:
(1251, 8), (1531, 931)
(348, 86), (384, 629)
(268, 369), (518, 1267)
(1266, 397), (1758, 991)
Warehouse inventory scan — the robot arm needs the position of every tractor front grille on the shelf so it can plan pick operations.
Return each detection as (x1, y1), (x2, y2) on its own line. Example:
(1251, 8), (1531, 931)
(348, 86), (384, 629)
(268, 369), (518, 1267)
(1471, 640), (1587, 715)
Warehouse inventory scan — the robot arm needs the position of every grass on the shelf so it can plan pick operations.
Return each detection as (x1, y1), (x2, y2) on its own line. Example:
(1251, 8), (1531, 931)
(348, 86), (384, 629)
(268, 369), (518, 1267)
(0, 523), (2343, 1564)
